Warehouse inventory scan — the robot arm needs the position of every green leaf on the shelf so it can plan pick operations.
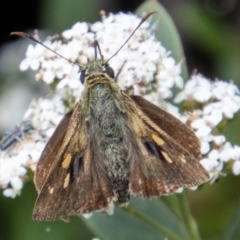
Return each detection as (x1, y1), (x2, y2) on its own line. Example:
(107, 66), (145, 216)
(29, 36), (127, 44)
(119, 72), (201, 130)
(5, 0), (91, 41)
(0, 181), (93, 240)
(222, 205), (240, 240)
(135, 1), (188, 81)
(81, 197), (187, 240)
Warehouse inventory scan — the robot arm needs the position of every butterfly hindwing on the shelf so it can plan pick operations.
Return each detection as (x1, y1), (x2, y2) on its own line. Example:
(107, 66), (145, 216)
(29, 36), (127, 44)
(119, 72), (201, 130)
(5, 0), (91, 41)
(33, 145), (114, 220)
(34, 110), (73, 192)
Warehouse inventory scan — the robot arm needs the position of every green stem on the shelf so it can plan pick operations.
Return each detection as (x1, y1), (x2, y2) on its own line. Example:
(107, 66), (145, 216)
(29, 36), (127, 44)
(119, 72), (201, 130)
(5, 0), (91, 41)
(121, 205), (184, 240)
(177, 192), (202, 240)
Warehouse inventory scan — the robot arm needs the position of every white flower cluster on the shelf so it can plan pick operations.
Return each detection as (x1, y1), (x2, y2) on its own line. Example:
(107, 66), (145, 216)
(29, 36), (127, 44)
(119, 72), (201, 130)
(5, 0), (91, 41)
(1, 12), (240, 201)
(0, 94), (67, 197)
(19, 12), (181, 99)
(175, 74), (240, 179)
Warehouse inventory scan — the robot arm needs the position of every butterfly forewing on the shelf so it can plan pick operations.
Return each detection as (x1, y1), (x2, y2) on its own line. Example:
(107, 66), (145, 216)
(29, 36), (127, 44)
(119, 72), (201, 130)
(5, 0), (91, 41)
(130, 95), (201, 158)
(33, 102), (114, 220)
(121, 93), (209, 197)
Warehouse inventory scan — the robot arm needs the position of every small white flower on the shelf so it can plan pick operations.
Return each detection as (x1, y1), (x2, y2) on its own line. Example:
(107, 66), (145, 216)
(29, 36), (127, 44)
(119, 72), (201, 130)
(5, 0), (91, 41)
(62, 22), (88, 39)
(219, 142), (234, 162)
(203, 109), (222, 127)
(3, 188), (21, 198)
(233, 161), (240, 175)
(191, 118), (212, 137)
(201, 141), (210, 155)
(11, 176), (23, 190)
(213, 135), (226, 146)
(82, 213), (93, 219)
(19, 44), (46, 71)
(175, 75), (212, 103)
(156, 58), (183, 99)
(208, 149), (219, 160)
(231, 146), (240, 175)
(175, 188), (184, 193)
(200, 158), (223, 180)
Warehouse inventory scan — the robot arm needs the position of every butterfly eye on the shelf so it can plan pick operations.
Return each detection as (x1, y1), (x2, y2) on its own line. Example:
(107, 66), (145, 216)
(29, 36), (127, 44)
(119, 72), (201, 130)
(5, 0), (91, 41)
(80, 70), (85, 84)
(105, 65), (115, 78)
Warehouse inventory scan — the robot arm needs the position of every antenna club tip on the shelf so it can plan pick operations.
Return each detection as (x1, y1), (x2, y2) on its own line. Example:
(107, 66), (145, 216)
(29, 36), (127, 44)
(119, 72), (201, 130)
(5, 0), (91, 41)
(139, 11), (157, 23)
(143, 11), (157, 19)
(149, 11), (158, 14)
(10, 31), (18, 36)
(10, 31), (26, 37)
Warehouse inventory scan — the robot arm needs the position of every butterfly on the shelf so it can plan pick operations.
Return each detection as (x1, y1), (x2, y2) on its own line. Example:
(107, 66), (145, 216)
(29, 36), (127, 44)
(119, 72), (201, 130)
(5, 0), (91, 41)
(11, 12), (209, 221)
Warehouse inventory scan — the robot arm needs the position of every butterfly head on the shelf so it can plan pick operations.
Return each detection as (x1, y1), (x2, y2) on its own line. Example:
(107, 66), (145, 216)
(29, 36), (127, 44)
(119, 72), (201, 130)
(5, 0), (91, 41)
(80, 40), (115, 84)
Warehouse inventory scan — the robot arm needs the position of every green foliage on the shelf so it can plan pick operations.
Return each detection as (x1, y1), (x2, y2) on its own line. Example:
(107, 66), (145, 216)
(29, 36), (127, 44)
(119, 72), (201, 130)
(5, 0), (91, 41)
(40, 0), (100, 32)
(176, 3), (240, 85)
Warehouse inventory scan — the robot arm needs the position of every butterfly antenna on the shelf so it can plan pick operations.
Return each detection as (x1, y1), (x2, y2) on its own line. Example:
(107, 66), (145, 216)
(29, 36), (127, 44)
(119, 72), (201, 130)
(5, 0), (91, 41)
(104, 11), (156, 64)
(10, 31), (85, 69)
(11, 11), (156, 67)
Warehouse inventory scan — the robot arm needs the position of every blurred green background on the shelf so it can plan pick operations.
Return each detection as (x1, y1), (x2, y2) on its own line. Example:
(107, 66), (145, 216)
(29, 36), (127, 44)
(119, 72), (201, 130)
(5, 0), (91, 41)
(0, 0), (240, 239)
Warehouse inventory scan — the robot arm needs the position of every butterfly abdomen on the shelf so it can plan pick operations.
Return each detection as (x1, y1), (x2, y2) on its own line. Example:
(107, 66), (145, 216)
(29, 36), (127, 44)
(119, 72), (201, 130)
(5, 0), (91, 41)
(88, 83), (130, 204)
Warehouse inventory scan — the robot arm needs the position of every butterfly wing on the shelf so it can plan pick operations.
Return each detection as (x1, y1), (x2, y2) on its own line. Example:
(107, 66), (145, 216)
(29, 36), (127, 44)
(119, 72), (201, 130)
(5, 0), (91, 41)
(130, 95), (201, 159)
(33, 102), (114, 220)
(122, 93), (209, 198)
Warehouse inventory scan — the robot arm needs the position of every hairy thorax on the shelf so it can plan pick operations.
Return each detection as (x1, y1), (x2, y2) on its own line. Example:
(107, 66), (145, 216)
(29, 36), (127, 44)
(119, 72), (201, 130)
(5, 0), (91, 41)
(88, 83), (130, 204)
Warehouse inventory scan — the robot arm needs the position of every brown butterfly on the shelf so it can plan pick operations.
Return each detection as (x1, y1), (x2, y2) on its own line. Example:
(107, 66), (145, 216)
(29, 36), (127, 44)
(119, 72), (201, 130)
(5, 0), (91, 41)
(11, 12), (209, 221)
